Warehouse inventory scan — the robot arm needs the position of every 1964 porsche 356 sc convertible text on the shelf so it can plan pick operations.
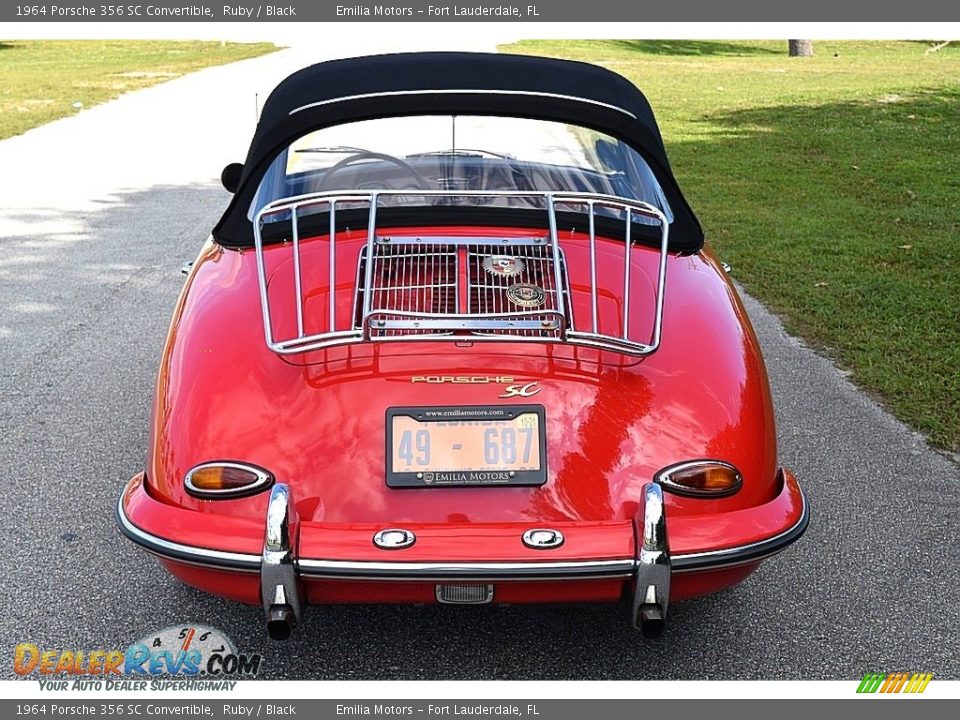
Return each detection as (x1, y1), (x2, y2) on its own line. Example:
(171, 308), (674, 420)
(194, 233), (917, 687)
(117, 53), (808, 640)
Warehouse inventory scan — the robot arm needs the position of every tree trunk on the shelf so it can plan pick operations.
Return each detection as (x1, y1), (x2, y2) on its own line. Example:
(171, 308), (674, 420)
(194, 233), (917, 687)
(789, 40), (814, 57)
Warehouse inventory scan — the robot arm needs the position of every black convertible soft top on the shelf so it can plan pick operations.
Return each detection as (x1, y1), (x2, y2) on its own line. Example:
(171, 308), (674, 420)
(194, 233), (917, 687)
(213, 52), (704, 252)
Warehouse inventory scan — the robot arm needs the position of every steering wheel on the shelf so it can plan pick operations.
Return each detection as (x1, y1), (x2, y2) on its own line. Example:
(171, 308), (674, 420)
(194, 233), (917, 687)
(318, 151), (432, 191)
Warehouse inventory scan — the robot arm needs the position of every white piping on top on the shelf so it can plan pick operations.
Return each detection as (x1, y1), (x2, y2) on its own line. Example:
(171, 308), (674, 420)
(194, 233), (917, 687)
(289, 89), (638, 120)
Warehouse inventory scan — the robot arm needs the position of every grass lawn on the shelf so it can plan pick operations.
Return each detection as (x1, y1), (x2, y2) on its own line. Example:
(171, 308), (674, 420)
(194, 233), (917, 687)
(0, 40), (277, 140)
(503, 40), (960, 452)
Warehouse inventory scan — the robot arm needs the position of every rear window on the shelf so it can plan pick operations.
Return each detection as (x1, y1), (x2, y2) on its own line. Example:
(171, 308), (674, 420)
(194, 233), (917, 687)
(250, 115), (672, 224)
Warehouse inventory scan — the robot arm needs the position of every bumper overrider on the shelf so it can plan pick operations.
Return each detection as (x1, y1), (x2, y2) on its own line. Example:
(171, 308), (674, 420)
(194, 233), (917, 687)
(116, 470), (807, 640)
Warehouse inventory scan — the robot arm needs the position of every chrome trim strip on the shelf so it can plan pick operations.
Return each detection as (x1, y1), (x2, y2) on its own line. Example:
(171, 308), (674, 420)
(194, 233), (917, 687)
(115, 493), (260, 572)
(289, 89), (638, 119)
(296, 558), (636, 581)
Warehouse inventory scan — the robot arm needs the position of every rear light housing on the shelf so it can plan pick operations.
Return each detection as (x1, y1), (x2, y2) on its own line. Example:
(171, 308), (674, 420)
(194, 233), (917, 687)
(184, 462), (274, 499)
(655, 460), (742, 498)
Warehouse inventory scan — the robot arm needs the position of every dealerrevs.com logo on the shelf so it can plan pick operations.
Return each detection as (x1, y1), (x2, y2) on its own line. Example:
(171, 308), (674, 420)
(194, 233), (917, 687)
(14, 625), (262, 691)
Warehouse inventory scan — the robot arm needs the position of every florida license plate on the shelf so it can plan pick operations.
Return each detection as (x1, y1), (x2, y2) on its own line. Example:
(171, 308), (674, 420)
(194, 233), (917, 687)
(386, 405), (547, 488)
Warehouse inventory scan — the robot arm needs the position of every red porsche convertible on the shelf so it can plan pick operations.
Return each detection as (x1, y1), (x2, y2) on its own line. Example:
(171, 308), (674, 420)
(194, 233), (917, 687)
(117, 52), (808, 640)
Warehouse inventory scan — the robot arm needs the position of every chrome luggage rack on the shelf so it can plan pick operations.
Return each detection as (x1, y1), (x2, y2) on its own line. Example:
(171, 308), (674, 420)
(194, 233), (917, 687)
(252, 190), (669, 356)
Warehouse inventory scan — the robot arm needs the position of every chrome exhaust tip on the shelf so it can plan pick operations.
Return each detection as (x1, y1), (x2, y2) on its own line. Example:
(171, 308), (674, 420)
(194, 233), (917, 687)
(266, 604), (296, 641)
(636, 603), (666, 639)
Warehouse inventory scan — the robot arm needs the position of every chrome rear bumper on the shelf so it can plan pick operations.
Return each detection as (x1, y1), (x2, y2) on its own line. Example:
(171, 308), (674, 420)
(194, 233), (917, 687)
(117, 479), (808, 640)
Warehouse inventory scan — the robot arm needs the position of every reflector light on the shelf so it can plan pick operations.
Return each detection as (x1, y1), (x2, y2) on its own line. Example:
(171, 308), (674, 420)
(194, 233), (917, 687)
(184, 462), (274, 499)
(655, 460), (742, 498)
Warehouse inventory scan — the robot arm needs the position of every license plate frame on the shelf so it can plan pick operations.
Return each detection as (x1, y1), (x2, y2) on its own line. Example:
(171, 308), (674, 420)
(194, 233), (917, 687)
(385, 405), (547, 488)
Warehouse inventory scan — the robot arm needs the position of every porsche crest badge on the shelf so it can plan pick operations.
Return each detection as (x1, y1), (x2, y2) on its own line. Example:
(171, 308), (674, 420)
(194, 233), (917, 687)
(483, 255), (525, 278)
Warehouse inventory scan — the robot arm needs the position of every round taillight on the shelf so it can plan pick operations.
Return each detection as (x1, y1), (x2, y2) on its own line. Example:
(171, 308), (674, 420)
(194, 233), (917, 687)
(185, 462), (274, 499)
(655, 460), (742, 498)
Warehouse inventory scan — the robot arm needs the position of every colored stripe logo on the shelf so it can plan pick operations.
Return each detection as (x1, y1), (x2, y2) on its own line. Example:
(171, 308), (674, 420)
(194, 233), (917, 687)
(857, 672), (933, 694)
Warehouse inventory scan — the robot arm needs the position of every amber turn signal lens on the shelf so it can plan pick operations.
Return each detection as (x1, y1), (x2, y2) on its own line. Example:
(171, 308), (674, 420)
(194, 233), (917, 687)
(185, 462), (273, 499)
(655, 460), (742, 498)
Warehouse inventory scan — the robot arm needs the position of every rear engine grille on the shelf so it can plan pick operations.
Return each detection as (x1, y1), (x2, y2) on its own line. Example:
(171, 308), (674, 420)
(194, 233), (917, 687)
(467, 242), (566, 338)
(355, 242), (458, 335)
(356, 239), (569, 339)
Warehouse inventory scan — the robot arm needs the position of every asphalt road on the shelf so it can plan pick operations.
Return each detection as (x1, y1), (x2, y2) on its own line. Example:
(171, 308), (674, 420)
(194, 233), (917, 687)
(2, 47), (958, 681)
